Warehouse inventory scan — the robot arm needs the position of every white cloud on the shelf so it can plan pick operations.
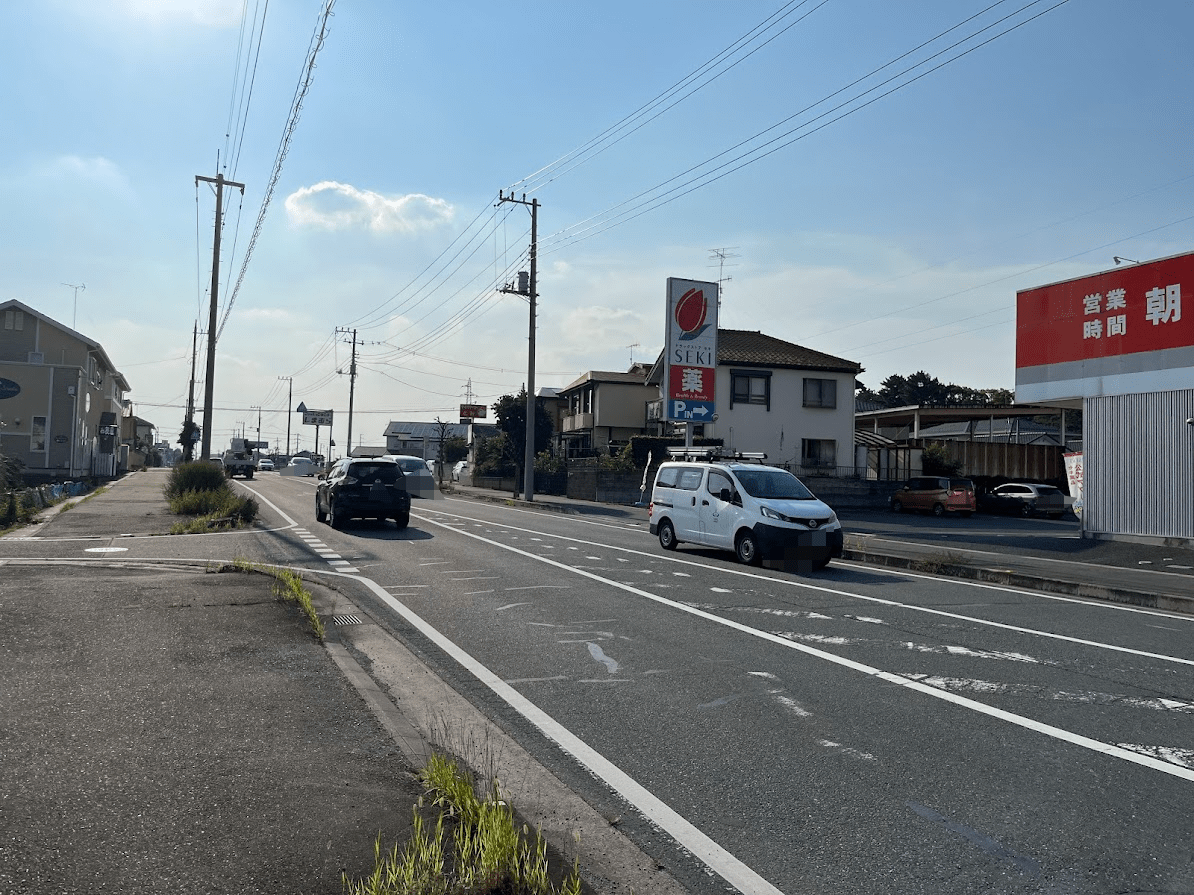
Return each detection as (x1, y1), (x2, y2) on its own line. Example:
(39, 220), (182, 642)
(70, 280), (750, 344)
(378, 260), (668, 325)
(33, 155), (132, 194)
(285, 181), (454, 234)
(107, 0), (243, 28)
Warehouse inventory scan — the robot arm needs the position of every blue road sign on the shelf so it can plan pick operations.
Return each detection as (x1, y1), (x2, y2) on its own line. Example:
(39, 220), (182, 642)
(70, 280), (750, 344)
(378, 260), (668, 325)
(669, 399), (715, 422)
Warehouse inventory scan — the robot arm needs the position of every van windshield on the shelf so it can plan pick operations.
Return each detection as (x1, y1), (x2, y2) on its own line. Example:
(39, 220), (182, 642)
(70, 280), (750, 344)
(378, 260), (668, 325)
(734, 469), (814, 500)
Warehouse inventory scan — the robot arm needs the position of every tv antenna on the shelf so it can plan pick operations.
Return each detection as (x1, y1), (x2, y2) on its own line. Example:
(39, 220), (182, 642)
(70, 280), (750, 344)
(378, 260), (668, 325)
(62, 282), (85, 329)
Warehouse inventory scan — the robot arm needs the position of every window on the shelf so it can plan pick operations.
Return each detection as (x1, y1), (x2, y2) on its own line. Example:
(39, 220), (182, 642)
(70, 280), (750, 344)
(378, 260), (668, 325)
(801, 438), (836, 468)
(730, 370), (770, 409)
(31, 417), (46, 452)
(707, 470), (734, 501)
(4, 309), (23, 330)
(803, 378), (837, 409)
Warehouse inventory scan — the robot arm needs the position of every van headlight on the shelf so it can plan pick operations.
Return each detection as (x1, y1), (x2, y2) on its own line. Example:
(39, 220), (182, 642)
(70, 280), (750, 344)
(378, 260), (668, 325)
(760, 506), (788, 522)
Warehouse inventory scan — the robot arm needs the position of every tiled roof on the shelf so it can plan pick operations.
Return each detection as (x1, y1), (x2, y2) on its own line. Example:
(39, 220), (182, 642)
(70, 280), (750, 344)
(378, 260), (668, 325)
(717, 329), (861, 373)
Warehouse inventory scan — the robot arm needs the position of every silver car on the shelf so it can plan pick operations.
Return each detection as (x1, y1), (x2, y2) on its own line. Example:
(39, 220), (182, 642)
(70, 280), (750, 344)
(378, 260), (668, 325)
(390, 455), (436, 499)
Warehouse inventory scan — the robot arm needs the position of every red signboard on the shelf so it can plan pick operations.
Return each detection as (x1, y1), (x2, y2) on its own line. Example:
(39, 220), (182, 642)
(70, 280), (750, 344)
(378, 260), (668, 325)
(1016, 251), (1194, 369)
(459, 404), (487, 419)
(668, 365), (714, 402)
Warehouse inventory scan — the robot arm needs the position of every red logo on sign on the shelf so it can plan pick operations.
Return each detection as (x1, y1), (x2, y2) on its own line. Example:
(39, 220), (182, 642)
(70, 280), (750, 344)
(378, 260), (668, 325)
(674, 288), (710, 340)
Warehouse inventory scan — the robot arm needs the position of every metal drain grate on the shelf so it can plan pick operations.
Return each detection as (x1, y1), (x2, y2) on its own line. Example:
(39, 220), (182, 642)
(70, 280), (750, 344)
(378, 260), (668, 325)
(331, 614), (363, 626)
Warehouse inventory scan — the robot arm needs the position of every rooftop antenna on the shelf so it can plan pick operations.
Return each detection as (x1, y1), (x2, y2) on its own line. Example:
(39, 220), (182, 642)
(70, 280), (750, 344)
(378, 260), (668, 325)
(62, 282), (85, 329)
(708, 247), (739, 310)
(627, 342), (640, 367)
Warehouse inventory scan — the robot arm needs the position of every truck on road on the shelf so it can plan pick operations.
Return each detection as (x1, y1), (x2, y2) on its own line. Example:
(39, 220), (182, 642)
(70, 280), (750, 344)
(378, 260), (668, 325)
(221, 438), (258, 479)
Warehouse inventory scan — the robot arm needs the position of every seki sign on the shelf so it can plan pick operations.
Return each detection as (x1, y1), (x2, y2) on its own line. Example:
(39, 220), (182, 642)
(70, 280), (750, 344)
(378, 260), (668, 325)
(664, 278), (718, 422)
(1016, 250), (1194, 402)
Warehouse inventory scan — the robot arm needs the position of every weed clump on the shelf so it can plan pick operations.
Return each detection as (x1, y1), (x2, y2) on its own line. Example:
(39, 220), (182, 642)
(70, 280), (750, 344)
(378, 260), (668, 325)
(345, 753), (582, 895)
(165, 461), (258, 532)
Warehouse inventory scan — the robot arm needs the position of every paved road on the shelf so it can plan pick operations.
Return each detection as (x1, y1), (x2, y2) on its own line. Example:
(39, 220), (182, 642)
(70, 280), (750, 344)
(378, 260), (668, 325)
(5, 469), (1193, 895)
(253, 473), (1194, 895)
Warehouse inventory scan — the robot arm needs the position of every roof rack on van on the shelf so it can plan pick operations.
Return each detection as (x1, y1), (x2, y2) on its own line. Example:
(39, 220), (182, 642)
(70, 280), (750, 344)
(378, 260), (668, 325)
(665, 447), (769, 463)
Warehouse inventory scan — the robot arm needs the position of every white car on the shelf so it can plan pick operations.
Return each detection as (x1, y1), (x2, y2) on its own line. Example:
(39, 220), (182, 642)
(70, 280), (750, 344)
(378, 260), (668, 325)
(258, 459), (275, 471)
(390, 455), (436, 498)
(648, 454), (842, 570)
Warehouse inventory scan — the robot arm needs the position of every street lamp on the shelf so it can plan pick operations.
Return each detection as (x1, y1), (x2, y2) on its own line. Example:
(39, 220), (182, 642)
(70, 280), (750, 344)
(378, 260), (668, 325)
(1112, 256), (1139, 265)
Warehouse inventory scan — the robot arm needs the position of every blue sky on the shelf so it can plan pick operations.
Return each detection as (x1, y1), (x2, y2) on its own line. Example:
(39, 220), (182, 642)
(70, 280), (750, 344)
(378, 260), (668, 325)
(3, 0), (1192, 455)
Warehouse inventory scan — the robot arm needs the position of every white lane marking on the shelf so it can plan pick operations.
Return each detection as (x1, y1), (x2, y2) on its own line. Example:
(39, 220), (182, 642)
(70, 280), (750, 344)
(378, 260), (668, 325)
(463, 590), (495, 596)
(496, 602), (531, 611)
(1117, 744), (1194, 768)
(412, 513), (1194, 784)
(506, 675), (568, 684)
(780, 633), (1042, 663)
(505, 585), (569, 591)
(84, 547), (129, 553)
(686, 603), (832, 621)
(587, 643), (620, 673)
(710, 587), (732, 593)
(906, 675), (1194, 713)
(352, 572), (786, 895)
(773, 694), (812, 717)
(819, 740), (876, 761)
(413, 508), (1194, 666)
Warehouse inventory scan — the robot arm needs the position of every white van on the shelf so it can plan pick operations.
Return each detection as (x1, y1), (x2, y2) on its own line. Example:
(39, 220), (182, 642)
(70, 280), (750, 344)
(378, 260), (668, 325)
(648, 456), (843, 570)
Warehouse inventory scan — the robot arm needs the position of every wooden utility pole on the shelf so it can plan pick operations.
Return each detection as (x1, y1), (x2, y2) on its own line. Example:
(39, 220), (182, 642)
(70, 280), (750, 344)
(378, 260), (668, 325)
(278, 376), (293, 455)
(336, 328), (359, 455)
(195, 171), (245, 462)
(497, 191), (538, 502)
(183, 321), (198, 462)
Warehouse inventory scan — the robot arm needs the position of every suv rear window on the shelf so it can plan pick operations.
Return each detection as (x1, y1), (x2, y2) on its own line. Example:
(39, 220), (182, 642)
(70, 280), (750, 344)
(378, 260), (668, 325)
(348, 462), (401, 485)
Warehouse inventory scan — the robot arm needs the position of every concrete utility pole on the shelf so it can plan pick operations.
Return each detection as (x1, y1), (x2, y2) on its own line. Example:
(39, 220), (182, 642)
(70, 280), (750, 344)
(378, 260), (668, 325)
(278, 376), (292, 456)
(195, 171), (245, 463)
(336, 328), (358, 456)
(497, 191), (539, 503)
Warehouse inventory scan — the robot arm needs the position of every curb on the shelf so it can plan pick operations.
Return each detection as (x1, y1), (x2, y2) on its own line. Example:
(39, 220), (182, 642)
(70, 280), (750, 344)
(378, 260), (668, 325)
(841, 546), (1194, 616)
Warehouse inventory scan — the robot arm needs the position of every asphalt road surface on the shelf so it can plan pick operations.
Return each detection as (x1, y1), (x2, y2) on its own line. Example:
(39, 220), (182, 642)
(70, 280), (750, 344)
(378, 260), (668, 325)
(11, 471), (1194, 895)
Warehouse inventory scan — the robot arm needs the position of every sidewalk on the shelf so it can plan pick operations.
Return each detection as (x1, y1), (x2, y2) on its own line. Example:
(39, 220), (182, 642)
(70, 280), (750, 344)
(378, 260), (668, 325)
(444, 482), (1194, 615)
(1, 472), (684, 895)
(0, 474), (423, 894)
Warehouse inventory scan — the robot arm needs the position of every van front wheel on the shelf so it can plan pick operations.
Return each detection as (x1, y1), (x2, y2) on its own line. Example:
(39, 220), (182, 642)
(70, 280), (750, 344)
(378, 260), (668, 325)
(658, 519), (677, 551)
(735, 530), (760, 566)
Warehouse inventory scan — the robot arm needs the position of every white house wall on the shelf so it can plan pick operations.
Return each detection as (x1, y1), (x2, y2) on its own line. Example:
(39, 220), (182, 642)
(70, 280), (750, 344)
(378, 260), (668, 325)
(710, 367), (855, 468)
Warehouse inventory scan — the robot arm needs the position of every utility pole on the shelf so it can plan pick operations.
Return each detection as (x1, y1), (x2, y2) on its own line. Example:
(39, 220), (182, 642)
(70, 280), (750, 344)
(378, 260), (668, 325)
(183, 322), (199, 462)
(497, 191), (538, 502)
(336, 328), (358, 456)
(278, 376), (293, 457)
(195, 171), (245, 464)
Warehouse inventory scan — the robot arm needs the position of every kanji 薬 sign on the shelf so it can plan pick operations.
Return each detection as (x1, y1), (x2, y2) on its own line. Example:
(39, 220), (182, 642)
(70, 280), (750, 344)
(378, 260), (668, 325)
(1016, 250), (1194, 402)
(664, 278), (718, 422)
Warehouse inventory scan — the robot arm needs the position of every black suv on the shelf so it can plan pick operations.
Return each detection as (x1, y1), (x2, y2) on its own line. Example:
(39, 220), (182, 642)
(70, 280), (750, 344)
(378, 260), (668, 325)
(316, 457), (410, 529)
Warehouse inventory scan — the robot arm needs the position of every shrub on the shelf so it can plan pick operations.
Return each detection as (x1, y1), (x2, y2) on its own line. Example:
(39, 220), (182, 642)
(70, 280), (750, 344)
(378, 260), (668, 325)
(164, 461), (228, 500)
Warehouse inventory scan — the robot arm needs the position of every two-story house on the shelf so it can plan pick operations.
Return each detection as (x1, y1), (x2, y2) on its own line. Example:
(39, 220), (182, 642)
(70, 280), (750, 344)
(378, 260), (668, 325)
(647, 329), (862, 471)
(0, 299), (131, 482)
(557, 363), (657, 457)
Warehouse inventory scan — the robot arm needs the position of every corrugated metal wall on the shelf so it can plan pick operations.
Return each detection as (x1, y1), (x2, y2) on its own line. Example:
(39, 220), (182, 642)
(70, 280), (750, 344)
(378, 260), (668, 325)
(1085, 388), (1194, 541)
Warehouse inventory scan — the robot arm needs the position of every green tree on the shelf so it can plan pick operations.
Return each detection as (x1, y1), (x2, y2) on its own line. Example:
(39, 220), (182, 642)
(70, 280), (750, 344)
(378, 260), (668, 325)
(441, 436), (468, 464)
(492, 389), (554, 469)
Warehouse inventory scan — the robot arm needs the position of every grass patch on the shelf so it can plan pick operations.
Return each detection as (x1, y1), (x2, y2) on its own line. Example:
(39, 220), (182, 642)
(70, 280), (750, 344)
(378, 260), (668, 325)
(223, 558), (325, 641)
(345, 752), (582, 895)
(910, 550), (968, 575)
(165, 462), (258, 533)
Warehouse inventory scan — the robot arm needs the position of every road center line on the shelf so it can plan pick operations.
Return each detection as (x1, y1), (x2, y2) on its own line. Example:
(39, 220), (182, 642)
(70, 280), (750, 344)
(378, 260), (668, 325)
(415, 509), (1194, 666)
(413, 512), (1194, 784)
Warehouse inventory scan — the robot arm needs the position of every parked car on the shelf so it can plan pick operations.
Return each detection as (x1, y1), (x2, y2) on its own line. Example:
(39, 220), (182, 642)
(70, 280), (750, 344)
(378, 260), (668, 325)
(390, 455), (436, 498)
(648, 455), (842, 570)
(315, 456), (410, 529)
(451, 460), (469, 482)
(890, 476), (975, 517)
(258, 458), (274, 471)
(978, 482), (1069, 518)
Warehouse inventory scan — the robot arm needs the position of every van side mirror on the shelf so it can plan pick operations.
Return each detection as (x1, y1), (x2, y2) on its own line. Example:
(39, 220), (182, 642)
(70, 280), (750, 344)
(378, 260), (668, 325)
(719, 487), (732, 502)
